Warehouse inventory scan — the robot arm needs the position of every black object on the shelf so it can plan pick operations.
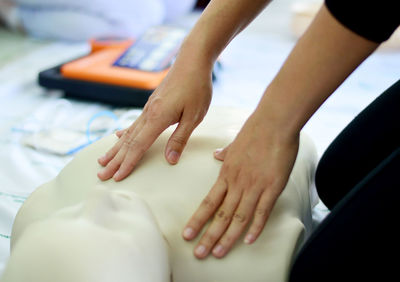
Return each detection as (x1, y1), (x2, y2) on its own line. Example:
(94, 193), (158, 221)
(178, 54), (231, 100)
(195, 0), (210, 8)
(325, 0), (399, 43)
(290, 80), (400, 281)
(38, 59), (220, 107)
(38, 63), (153, 107)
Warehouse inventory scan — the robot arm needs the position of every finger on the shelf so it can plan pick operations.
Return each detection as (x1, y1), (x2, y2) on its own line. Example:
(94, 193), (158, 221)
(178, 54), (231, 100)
(165, 119), (198, 165)
(115, 129), (127, 138)
(193, 187), (242, 259)
(211, 187), (262, 258)
(182, 179), (227, 242)
(98, 125), (138, 167)
(214, 144), (230, 161)
(112, 122), (166, 181)
(98, 116), (144, 166)
(97, 121), (146, 180)
(97, 142), (130, 180)
(97, 140), (122, 167)
(243, 188), (279, 245)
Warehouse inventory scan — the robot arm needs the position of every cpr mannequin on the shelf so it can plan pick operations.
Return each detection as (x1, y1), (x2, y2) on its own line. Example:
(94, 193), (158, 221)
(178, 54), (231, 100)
(1, 107), (318, 282)
(1, 187), (170, 282)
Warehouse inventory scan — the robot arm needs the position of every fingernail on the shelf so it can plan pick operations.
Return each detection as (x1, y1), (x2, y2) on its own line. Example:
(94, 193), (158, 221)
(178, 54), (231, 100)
(244, 234), (255, 244)
(183, 227), (194, 239)
(168, 150), (180, 164)
(195, 245), (206, 257)
(215, 148), (223, 154)
(98, 155), (106, 161)
(212, 244), (224, 256)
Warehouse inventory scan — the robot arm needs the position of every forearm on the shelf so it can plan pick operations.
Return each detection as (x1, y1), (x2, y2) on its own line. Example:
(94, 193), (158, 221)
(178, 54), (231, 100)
(177, 0), (271, 68)
(256, 4), (379, 139)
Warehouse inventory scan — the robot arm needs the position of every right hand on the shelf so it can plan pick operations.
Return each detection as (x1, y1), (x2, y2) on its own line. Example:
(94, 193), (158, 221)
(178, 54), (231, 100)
(97, 61), (213, 182)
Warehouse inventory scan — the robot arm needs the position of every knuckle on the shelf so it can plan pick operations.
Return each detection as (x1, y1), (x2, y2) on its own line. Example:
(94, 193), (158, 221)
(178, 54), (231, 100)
(255, 208), (268, 218)
(225, 166), (241, 184)
(201, 196), (217, 211)
(247, 173), (259, 188)
(233, 212), (247, 224)
(237, 169), (257, 189)
(142, 102), (150, 113)
(215, 209), (231, 223)
(146, 97), (163, 120)
(123, 139), (145, 154)
(126, 126), (134, 136)
(170, 134), (187, 146)
(263, 175), (278, 189)
(123, 139), (134, 148)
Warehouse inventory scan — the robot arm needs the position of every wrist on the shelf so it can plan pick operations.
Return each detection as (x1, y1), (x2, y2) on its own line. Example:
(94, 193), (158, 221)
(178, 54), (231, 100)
(253, 85), (303, 143)
(176, 37), (216, 71)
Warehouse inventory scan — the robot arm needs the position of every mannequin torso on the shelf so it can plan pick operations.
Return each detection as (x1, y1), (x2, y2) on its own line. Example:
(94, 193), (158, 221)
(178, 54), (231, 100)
(1, 108), (318, 282)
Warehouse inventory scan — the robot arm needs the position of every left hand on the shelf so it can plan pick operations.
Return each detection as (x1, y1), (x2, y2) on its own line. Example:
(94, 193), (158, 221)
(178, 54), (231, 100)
(182, 110), (300, 259)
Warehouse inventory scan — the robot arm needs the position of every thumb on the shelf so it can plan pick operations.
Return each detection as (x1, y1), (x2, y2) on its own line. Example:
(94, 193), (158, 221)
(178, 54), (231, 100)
(165, 121), (197, 165)
(214, 144), (230, 161)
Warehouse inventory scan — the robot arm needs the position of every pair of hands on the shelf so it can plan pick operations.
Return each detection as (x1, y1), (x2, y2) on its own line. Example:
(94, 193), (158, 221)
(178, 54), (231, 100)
(97, 63), (299, 259)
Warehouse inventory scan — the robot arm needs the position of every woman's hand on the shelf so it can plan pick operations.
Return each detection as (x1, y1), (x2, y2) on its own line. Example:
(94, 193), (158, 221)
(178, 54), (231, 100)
(181, 1), (378, 260)
(182, 110), (300, 259)
(97, 62), (213, 181)
(96, 0), (278, 183)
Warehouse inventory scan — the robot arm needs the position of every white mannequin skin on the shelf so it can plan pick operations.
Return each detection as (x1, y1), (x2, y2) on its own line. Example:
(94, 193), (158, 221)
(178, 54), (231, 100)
(0, 108), (317, 282)
(1, 186), (170, 282)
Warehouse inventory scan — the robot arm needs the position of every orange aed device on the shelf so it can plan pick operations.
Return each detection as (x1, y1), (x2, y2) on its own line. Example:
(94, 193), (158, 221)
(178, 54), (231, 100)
(38, 26), (203, 107)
